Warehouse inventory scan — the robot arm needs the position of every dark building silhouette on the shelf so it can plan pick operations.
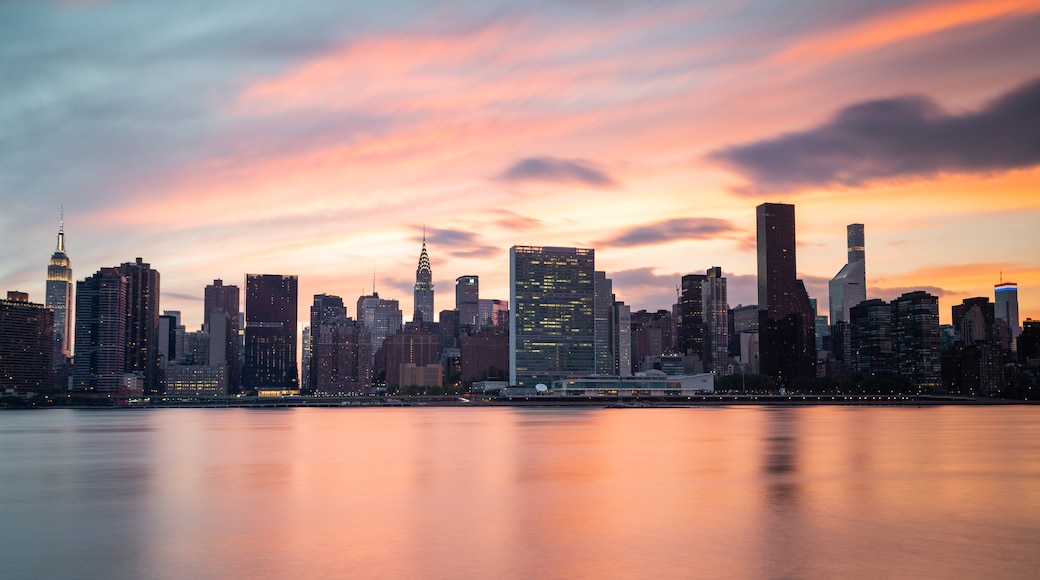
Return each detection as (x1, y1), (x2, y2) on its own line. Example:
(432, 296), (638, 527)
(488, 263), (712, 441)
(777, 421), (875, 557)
(1018, 319), (1040, 364)
(461, 328), (509, 385)
(850, 299), (894, 376)
(945, 297), (1004, 395)
(308, 293), (346, 393)
(73, 268), (128, 393)
(118, 258), (161, 395)
(204, 279), (241, 394)
(313, 318), (372, 395)
(244, 274), (298, 394)
(456, 275), (479, 333)
(438, 309), (459, 352)
(1, 291), (54, 392)
(756, 203), (815, 383)
(891, 291), (941, 392)
(383, 327), (439, 388)
(678, 273), (706, 357)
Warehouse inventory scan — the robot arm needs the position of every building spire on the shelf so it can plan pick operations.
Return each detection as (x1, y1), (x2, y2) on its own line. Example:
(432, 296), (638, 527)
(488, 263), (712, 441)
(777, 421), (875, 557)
(55, 209), (66, 254)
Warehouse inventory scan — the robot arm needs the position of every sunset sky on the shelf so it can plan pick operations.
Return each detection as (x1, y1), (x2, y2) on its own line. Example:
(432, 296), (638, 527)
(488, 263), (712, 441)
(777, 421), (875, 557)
(2, 0), (1039, 333)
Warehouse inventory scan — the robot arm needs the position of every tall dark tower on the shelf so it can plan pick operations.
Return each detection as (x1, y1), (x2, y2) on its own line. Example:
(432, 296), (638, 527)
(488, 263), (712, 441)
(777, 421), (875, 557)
(413, 232), (434, 327)
(244, 274), (299, 394)
(45, 217), (73, 360)
(456, 275), (479, 332)
(73, 268), (128, 393)
(308, 293), (346, 393)
(678, 273), (706, 356)
(756, 203), (815, 384)
(205, 279), (241, 394)
(119, 258), (161, 395)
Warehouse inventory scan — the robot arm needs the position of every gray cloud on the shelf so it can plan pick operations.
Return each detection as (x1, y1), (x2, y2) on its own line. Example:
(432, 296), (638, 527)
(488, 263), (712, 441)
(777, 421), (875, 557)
(708, 76), (1040, 195)
(500, 156), (617, 188)
(424, 227), (499, 259)
(598, 217), (738, 247)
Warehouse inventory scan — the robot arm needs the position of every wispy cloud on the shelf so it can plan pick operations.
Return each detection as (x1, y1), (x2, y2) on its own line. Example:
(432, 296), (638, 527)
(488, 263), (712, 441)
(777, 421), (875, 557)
(425, 227), (500, 259)
(499, 156), (617, 188)
(598, 218), (739, 248)
(709, 76), (1040, 194)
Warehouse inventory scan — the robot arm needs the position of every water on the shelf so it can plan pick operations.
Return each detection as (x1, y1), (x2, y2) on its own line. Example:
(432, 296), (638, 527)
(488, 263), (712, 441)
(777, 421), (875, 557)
(1, 406), (1038, 579)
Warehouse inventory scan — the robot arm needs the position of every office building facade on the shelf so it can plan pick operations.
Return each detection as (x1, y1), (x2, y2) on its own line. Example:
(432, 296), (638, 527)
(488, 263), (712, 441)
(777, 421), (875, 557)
(244, 274), (299, 394)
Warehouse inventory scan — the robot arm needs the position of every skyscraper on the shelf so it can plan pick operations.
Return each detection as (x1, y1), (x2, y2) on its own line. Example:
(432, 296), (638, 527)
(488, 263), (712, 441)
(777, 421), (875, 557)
(756, 203), (815, 383)
(45, 218), (73, 361)
(308, 293), (346, 393)
(702, 266), (729, 374)
(594, 271), (614, 375)
(356, 293), (403, 355)
(510, 246), (595, 387)
(455, 275), (479, 331)
(891, 290), (941, 392)
(244, 274), (299, 394)
(204, 279), (240, 393)
(678, 273), (706, 356)
(0, 291), (54, 392)
(73, 268), (128, 393)
(995, 281), (1021, 351)
(413, 234), (435, 326)
(828, 224), (866, 324)
(119, 258), (161, 395)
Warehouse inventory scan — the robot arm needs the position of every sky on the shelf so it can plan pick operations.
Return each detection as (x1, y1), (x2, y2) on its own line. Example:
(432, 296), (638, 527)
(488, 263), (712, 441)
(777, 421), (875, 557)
(2, 0), (1039, 333)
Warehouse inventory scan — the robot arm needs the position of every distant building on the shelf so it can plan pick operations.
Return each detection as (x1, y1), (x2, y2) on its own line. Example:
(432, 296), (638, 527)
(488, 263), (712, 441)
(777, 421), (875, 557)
(849, 299), (894, 376)
(477, 298), (508, 329)
(946, 297), (1004, 395)
(383, 327), (439, 388)
(413, 234), (435, 326)
(44, 219), (73, 361)
(0, 291), (54, 392)
(308, 294), (346, 393)
(552, 372), (715, 396)
(119, 258), (161, 395)
(510, 246), (595, 387)
(756, 203), (815, 383)
(204, 279), (241, 393)
(357, 293), (403, 356)
(455, 275), (479, 332)
(702, 267), (729, 374)
(461, 328), (509, 385)
(678, 273), (706, 357)
(312, 318), (372, 395)
(244, 274), (299, 394)
(828, 224), (866, 324)
(995, 282), (1021, 351)
(73, 268), (128, 394)
(613, 302), (632, 376)
(891, 291), (941, 392)
(594, 271), (615, 375)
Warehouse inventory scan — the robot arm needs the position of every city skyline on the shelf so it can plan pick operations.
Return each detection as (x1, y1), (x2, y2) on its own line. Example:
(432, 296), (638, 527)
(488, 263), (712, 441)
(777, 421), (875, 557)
(2, 0), (1040, 332)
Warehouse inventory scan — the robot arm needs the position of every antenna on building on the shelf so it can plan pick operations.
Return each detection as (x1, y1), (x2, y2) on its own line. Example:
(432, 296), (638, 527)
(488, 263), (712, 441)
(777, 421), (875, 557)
(372, 269), (376, 295)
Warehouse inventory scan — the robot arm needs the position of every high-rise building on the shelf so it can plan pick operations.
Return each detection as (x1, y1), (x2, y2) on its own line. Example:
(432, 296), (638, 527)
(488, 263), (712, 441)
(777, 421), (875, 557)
(678, 273), (706, 356)
(307, 294), (347, 393)
(461, 328), (510, 385)
(613, 302), (632, 376)
(702, 267), (729, 374)
(312, 318), (372, 395)
(455, 276), (479, 332)
(413, 234), (435, 326)
(1, 291), (54, 392)
(849, 299), (894, 376)
(510, 246), (595, 387)
(383, 327), (439, 388)
(594, 271), (614, 375)
(204, 279), (241, 393)
(119, 258), (161, 395)
(829, 224), (866, 324)
(244, 274), (299, 394)
(357, 293), (403, 355)
(891, 291), (941, 392)
(45, 219), (73, 361)
(477, 299), (508, 328)
(995, 281), (1021, 351)
(756, 203), (815, 383)
(73, 268), (128, 393)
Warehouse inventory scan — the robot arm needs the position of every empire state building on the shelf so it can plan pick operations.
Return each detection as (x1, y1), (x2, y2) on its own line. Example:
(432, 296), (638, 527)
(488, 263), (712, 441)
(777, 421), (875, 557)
(413, 233), (434, 326)
(46, 218), (73, 360)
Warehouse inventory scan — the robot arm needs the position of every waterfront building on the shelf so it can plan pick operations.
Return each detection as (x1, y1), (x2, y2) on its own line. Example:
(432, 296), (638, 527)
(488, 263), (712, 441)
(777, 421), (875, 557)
(438, 309), (459, 352)
(509, 246), (595, 387)
(413, 234), (435, 326)
(1019, 319), (1040, 364)
(678, 273), (706, 357)
(44, 219), (73, 361)
(204, 279), (241, 393)
(702, 267), (729, 374)
(308, 294), (347, 393)
(551, 371), (715, 396)
(756, 203), (816, 383)
(73, 268), (128, 393)
(244, 274), (299, 395)
(946, 297), (1004, 395)
(455, 275), (479, 332)
(849, 299), (894, 376)
(891, 291), (941, 392)
(594, 271), (614, 375)
(0, 291), (54, 392)
(828, 224), (866, 324)
(383, 327), (439, 388)
(613, 302), (632, 376)
(119, 258), (161, 395)
(995, 281), (1021, 351)
(477, 299), (508, 328)
(312, 318), (372, 395)
(460, 328), (509, 385)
